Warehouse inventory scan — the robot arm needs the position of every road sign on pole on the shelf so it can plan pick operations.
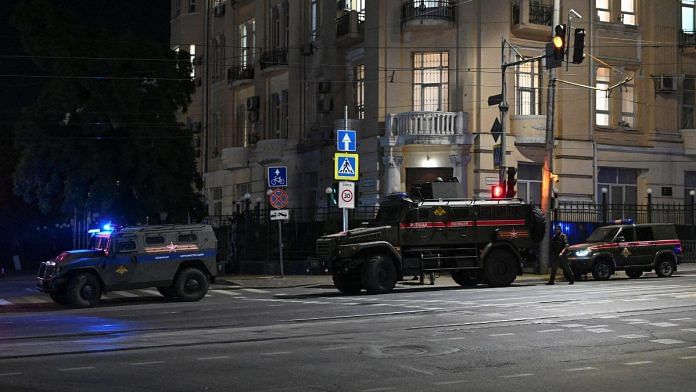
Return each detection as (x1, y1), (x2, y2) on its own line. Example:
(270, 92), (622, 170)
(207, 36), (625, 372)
(267, 166), (287, 187)
(493, 144), (502, 170)
(270, 209), (289, 220)
(338, 181), (355, 209)
(334, 153), (359, 181)
(268, 189), (289, 209)
(336, 129), (357, 152)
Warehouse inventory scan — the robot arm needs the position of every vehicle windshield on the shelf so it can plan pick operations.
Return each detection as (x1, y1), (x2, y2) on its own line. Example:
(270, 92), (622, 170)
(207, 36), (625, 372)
(374, 205), (404, 225)
(586, 227), (619, 243)
(88, 235), (111, 251)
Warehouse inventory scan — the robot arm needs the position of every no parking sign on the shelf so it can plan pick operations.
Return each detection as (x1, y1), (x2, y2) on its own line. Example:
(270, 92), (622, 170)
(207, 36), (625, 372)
(268, 188), (289, 209)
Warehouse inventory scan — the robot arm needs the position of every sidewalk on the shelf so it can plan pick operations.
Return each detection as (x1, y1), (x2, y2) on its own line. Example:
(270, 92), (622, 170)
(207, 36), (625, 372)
(219, 262), (696, 289)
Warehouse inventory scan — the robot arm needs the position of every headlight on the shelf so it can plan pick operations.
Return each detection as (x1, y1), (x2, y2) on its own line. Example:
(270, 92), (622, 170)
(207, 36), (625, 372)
(575, 249), (592, 257)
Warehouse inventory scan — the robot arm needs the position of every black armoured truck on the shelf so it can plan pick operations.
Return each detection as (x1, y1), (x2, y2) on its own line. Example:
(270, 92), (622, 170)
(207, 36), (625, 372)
(316, 193), (545, 294)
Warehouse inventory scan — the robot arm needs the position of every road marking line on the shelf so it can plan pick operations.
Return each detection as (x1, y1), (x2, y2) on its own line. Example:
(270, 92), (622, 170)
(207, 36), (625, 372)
(647, 322), (679, 328)
(59, 367), (95, 372)
(0, 299), (13, 305)
(538, 329), (563, 333)
(399, 365), (434, 375)
(110, 291), (139, 298)
(130, 361), (164, 366)
(212, 290), (241, 296)
(681, 328), (696, 332)
(321, 346), (350, 351)
(669, 318), (692, 321)
(586, 328), (614, 333)
(0, 372), (22, 377)
(261, 351), (291, 356)
(196, 356), (230, 361)
(679, 356), (696, 360)
(489, 333), (516, 336)
(619, 334), (648, 339)
(433, 380), (467, 386)
(624, 319), (649, 322)
(561, 324), (587, 328)
(650, 339), (684, 345)
(625, 361), (653, 366)
(138, 289), (161, 296)
(242, 288), (269, 294)
(501, 373), (534, 378)
(566, 367), (597, 372)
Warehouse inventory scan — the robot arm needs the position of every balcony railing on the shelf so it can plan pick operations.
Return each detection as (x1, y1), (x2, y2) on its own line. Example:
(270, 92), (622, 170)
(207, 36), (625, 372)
(336, 10), (365, 42)
(513, 0), (552, 26)
(227, 65), (254, 83)
(388, 111), (465, 138)
(259, 48), (288, 70)
(401, 0), (455, 28)
(681, 30), (696, 48)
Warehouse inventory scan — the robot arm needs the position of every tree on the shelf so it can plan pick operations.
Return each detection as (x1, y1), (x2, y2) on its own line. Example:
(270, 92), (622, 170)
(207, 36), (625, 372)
(11, 0), (201, 224)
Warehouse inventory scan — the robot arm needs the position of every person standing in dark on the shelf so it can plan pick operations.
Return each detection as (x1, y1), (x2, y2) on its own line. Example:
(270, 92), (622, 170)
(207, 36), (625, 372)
(547, 225), (574, 285)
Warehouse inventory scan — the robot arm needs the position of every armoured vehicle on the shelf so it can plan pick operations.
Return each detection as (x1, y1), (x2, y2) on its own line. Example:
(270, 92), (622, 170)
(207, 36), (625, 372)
(316, 193), (545, 294)
(562, 222), (682, 280)
(37, 224), (217, 307)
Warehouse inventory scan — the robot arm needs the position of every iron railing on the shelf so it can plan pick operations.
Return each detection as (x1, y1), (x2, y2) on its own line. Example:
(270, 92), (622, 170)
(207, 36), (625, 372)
(681, 30), (696, 48)
(336, 10), (365, 39)
(227, 65), (254, 83)
(401, 0), (455, 27)
(512, 0), (552, 26)
(259, 48), (288, 70)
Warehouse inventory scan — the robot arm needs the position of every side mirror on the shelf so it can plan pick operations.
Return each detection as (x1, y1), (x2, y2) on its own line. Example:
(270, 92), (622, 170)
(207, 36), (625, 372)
(616, 236), (625, 242)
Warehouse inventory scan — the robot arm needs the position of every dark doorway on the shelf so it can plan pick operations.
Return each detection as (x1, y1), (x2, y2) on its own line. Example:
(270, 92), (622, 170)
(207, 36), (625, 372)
(405, 167), (453, 192)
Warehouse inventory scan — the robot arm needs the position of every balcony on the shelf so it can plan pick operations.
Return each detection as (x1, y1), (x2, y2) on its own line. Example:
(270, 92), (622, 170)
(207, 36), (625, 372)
(227, 65), (254, 86)
(386, 111), (470, 145)
(401, 1), (455, 31)
(681, 30), (696, 57)
(511, 0), (553, 41)
(222, 146), (249, 170)
(509, 115), (546, 145)
(253, 139), (286, 165)
(259, 48), (288, 72)
(682, 129), (696, 155)
(336, 10), (364, 46)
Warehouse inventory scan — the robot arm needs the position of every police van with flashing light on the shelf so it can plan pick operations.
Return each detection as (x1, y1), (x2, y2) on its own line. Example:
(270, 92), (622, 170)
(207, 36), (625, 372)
(37, 224), (218, 307)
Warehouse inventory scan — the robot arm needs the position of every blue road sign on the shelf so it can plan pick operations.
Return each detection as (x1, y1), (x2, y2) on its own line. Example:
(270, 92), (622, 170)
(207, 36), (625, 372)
(336, 129), (357, 152)
(334, 153), (359, 181)
(267, 166), (288, 187)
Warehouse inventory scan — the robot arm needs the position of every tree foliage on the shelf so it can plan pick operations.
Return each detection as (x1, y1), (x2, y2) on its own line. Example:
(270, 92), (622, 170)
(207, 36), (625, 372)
(11, 0), (201, 224)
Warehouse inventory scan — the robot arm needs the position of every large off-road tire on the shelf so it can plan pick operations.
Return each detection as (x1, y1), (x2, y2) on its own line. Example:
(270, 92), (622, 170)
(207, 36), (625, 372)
(625, 269), (643, 279)
(333, 270), (362, 295)
(49, 292), (71, 306)
(174, 268), (209, 301)
(591, 260), (613, 281)
(157, 286), (178, 299)
(66, 272), (102, 308)
(483, 249), (518, 287)
(361, 255), (397, 294)
(451, 270), (479, 287)
(529, 207), (546, 243)
(655, 257), (675, 278)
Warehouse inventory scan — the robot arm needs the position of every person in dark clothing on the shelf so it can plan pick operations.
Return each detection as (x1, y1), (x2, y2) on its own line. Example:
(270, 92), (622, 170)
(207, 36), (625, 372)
(547, 225), (574, 285)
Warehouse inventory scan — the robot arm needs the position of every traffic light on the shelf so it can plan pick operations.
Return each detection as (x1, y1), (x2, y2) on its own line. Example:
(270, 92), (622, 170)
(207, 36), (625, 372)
(491, 184), (505, 200)
(505, 167), (517, 198)
(330, 182), (339, 205)
(572, 28), (586, 64)
(552, 24), (567, 60)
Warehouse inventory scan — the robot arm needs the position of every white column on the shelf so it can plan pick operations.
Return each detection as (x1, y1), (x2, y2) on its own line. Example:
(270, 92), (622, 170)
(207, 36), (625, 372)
(383, 154), (404, 194)
(449, 153), (471, 196)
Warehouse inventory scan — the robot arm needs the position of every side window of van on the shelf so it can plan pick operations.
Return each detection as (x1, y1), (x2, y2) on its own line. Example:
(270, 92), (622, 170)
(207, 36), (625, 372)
(177, 233), (197, 242)
(145, 235), (165, 245)
(115, 240), (137, 253)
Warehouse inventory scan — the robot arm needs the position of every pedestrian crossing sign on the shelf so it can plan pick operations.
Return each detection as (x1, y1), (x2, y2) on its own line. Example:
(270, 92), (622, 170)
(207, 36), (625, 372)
(334, 153), (359, 181)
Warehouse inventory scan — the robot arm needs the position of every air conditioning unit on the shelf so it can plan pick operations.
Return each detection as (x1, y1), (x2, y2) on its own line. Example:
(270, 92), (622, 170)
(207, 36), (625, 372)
(318, 97), (334, 113)
(192, 56), (203, 66)
(317, 80), (331, 93)
(656, 74), (677, 93)
(246, 96), (260, 111)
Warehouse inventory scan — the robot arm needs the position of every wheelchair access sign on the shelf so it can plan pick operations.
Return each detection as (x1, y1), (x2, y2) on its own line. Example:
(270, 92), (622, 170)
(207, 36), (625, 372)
(334, 153), (359, 181)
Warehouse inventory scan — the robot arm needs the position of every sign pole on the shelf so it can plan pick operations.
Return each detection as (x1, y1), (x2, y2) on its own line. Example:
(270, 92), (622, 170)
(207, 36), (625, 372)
(278, 220), (284, 278)
(343, 105), (349, 232)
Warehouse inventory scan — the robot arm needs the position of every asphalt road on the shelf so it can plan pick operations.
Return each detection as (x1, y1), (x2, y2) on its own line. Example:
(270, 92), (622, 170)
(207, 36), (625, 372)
(1, 270), (696, 391)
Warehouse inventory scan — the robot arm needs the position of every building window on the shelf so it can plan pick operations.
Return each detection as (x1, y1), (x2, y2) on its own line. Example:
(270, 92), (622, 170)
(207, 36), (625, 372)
(684, 0), (695, 32)
(239, 19), (256, 67)
(354, 64), (365, 119)
(621, 71), (635, 127)
(310, 0), (319, 42)
(517, 163), (542, 205)
(189, 44), (196, 78)
(683, 75), (695, 129)
(515, 59), (540, 115)
(596, 0), (610, 22)
(413, 52), (449, 112)
(174, 0), (181, 17)
(621, 0), (636, 25)
(188, 0), (196, 13)
(269, 92), (288, 139)
(236, 103), (248, 147)
(597, 167), (638, 205)
(211, 187), (222, 216)
(686, 171), (696, 202)
(596, 67), (610, 126)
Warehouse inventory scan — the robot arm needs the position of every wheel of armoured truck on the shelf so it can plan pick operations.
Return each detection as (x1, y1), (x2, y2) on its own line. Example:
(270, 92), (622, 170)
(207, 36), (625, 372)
(67, 272), (102, 308)
(483, 249), (517, 287)
(361, 254), (397, 294)
(451, 270), (478, 287)
(333, 271), (362, 295)
(174, 268), (209, 301)
(157, 286), (178, 299)
(49, 292), (71, 306)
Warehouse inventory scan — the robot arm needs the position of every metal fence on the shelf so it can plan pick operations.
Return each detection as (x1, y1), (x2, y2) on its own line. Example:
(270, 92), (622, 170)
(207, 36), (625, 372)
(554, 201), (695, 225)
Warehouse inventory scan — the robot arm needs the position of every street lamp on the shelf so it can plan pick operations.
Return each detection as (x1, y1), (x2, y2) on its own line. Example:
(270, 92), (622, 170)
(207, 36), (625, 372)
(646, 188), (652, 223)
(690, 190), (695, 225)
(243, 192), (251, 212)
(601, 187), (608, 223)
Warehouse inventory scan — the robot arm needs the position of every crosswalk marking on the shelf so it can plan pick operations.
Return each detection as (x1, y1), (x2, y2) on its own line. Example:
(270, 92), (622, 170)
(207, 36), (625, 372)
(211, 290), (241, 296)
(650, 339), (684, 345)
(625, 361), (653, 366)
(242, 288), (270, 294)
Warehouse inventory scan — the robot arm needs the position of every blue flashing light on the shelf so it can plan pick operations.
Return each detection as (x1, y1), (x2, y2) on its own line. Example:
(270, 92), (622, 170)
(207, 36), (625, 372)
(612, 218), (634, 225)
(102, 223), (113, 232)
(87, 229), (100, 234)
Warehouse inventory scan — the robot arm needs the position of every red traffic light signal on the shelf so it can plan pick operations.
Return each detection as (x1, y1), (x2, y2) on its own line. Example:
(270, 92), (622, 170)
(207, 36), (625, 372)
(491, 185), (505, 199)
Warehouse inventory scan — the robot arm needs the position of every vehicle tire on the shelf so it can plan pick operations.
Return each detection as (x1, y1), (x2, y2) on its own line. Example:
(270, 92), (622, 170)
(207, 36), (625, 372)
(361, 255), (397, 294)
(625, 269), (643, 279)
(174, 268), (209, 301)
(49, 292), (71, 306)
(157, 286), (178, 299)
(529, 207), (546, 243)
(483, 249), (518, 287)
(333, 271), (362, 295)
(451, 270), (479, 287)
(655, 257), (675, 278)
(66, 273), (102, 308)
(591, 260), (613, 281)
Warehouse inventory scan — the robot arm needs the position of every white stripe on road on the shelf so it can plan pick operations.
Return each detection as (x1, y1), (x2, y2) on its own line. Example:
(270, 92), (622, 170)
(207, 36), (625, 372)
(586, 328), (614, 333)
(679, 356), (696, 360)
(196, 356), (230, 361)
(211, 290), (241, 296)
(681, 328), (696, 332)
(130, 361), (164, 366)
(501, 373), (534, 378)
(242, 288), (269, 294)
(489, 333), (516, 336)
(399, 365), (434, 375)
(625, 361), (653, 366)
(0, 372), (22, 377)
(647, 322), (679, 328)
(669, 318), (692, 321)
(650, 339), (684, 345)
(59, 367), (95, 372)
(261, 351), (291, 356)
(538, 329), (563, 333)
(433, 380), (468, 386)
(619, 334), (648, 339)
(321, 346), (350, 351)
(566, 367), (597, 372)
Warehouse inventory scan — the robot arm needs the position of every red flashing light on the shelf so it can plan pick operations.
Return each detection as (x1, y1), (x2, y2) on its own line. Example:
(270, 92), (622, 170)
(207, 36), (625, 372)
(491, 185), (504, 199)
